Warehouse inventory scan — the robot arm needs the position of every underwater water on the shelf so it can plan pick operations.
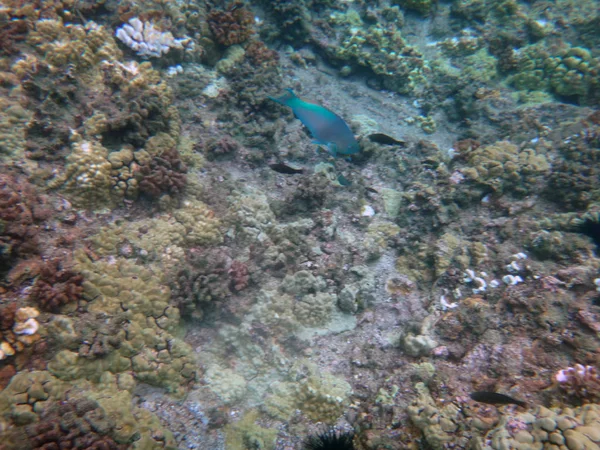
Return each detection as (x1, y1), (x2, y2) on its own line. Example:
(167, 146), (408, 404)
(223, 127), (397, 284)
(0, 0), (600, 448)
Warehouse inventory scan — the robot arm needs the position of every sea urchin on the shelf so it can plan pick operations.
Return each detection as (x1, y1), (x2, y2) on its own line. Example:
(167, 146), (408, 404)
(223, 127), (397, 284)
(303, 428), (355, 450)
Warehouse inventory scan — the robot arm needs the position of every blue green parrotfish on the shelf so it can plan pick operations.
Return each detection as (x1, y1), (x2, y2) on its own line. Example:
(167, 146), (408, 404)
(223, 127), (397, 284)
(270, 89), (360, 157)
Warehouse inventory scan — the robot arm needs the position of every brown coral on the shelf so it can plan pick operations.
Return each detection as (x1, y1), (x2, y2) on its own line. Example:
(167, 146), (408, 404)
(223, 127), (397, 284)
(26, 397), (127, 450)
(138, 147), (187, 199)
(0, 172), (50, 272)
(208, 1), (255, 47)
(29, 258), (84, 312)
(0, 302), (17, 331)
(170, 248), (230, 321)
(204, 135), (241, 160)
(245, 40), (280, 68)
(228, 260), (249, 292)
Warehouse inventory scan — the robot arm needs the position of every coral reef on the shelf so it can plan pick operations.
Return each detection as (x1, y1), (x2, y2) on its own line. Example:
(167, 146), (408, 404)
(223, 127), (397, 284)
(138, 145), (188, 200)
(264, 361), (352, 424)
(13, 18), (181, 206)
(116, 18), (190, 58)
(324, 11), (427, 94)
(29, 258), (83, 312)
(0, 173), (49, 272)
(2, 0), (600, 448)
(208, 2), (255, 47)
(46, 252), (197, 397)
(556, 364), (600, 402)
(459, 140), (551, 196)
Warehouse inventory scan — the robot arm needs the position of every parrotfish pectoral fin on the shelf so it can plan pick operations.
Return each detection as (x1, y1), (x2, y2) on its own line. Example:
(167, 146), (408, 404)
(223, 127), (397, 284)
(326, 143), (338, 157)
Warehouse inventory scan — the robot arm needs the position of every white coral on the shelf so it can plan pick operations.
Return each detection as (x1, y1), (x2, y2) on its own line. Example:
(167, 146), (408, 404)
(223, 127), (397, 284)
(115, 18), (188, 58)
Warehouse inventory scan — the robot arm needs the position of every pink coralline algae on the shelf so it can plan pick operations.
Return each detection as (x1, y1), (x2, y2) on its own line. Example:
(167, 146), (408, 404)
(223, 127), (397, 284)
(555, 364), (600, 401)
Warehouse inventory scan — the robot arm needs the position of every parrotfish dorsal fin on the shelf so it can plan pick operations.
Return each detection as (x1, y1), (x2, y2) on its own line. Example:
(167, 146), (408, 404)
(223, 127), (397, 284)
(269, 89), (298, 106)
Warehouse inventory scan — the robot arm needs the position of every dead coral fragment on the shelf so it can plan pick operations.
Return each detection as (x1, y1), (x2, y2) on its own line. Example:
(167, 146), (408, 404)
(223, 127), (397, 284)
(556, 364), (600, 401)
(116, 17), (188, 58)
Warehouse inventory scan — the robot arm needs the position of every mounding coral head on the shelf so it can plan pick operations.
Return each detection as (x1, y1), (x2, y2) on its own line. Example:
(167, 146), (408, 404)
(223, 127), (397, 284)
(303, 428), (355, 450)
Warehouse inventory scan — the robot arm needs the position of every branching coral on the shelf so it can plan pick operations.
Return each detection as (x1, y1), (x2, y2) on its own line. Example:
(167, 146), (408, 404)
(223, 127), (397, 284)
(228, 260), (249, 292)
(138, 146), (188, 199)
(208, 1), (255, 47)
(545, 118), (600, 210)
(170, 248), (230, 321)
(0, 173), (50, 272)
(29, 258), (84, 312)
(26, 397), (127, 450)
(556, 364), (600, 402)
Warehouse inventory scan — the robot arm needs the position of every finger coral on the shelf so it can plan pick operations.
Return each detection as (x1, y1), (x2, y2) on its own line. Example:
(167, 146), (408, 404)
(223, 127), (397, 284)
(29, 258), (84, 312)
(0, 173), (49, 273)
(138, 146), (188, 199)
(460, 140), (551, 196)
(208, 1), (255, 47)
(25, 397), (126, 450)
(46, 253), (197, 397)
(171, 248), (230, 321)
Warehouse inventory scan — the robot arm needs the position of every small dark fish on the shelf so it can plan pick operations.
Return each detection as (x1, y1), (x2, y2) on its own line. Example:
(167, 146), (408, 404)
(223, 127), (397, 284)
(470, 391), (527, 408)
(367, 132), (406, 146)
(269, 163), (304, 175)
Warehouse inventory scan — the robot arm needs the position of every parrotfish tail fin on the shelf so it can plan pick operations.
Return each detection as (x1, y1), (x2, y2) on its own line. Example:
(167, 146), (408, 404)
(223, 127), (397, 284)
(269, 88), (298, 106)
(337, 174), (352, 186)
